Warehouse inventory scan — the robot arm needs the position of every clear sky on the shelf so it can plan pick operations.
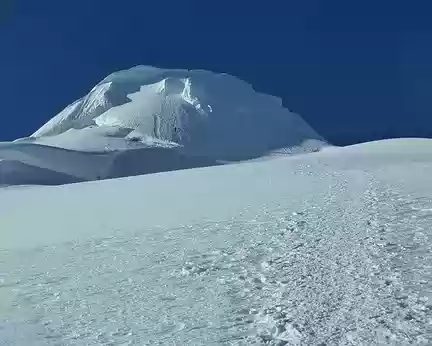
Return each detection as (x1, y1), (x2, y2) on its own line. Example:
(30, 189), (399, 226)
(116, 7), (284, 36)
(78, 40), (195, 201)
(1, 0), (432, 144)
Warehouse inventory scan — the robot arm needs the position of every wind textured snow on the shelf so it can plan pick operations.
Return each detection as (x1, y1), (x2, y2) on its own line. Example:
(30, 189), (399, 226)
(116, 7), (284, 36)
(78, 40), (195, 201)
(0, 138), (431, 345)
(1, 66), (325, 186)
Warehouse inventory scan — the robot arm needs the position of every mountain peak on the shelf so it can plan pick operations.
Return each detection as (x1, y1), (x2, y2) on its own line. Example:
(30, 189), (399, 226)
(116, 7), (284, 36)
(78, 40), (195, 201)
(30, 65), (326, 159)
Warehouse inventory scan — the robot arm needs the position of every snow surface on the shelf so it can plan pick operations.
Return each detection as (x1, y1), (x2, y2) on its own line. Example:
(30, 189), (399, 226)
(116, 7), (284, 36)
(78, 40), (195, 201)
(1, 138), (431, 345)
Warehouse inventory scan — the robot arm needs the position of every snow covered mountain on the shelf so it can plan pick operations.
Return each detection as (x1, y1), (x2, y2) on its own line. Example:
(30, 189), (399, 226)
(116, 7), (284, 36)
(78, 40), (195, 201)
(0, 66), (326, 186)
(30, 66), (324, 157)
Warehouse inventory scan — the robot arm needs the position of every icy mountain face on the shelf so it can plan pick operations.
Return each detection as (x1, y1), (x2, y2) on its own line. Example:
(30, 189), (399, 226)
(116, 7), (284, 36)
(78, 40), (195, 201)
(1, 66), (327, 186)
(31, 66), (325, 159)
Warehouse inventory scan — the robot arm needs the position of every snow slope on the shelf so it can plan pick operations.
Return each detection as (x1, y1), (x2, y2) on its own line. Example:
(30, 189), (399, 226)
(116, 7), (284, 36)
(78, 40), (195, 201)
(0, 138), (431, 345)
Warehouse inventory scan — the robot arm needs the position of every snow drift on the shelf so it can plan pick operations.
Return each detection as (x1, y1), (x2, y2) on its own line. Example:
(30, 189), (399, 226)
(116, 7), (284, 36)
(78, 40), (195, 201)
(1, 66), (326, 185)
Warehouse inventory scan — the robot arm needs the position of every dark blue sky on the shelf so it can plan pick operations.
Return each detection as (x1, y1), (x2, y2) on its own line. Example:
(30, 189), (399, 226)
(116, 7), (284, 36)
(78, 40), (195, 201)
(1, 0), (432, 144)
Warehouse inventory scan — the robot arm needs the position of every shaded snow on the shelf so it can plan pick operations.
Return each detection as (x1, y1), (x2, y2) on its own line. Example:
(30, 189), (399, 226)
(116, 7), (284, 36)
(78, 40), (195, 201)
(0, 138), (431, 345)
(0, 142), (220, 185)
